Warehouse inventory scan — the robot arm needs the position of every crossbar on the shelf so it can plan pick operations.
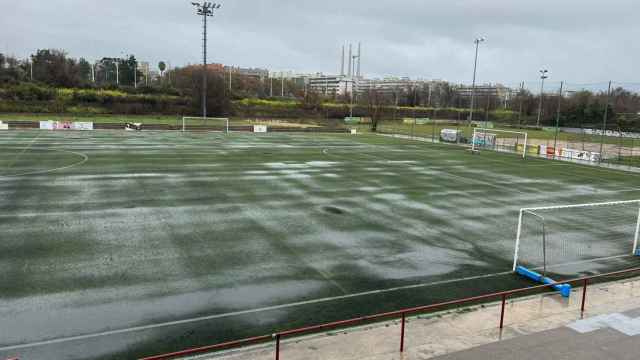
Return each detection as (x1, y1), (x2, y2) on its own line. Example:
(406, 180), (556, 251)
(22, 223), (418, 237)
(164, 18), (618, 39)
(522, 199), (640, 212)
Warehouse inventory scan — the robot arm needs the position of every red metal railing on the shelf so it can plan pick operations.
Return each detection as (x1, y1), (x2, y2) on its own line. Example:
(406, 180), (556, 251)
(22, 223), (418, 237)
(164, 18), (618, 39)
(140, 267), (640, 360)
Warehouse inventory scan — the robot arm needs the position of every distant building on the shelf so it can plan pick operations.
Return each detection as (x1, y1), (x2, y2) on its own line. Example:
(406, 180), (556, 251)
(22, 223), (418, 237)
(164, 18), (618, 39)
(225, 66), (269, 80)
(456, 84), (517, 101)
(137, 61), (150, 78)
(307, 75), (351, 96)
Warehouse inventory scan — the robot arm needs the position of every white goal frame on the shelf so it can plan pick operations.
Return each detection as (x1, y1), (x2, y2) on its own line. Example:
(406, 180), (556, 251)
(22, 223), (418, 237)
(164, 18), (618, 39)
(512, 199), (640, 272)
(472, 128), (528, 159)
(182, 117), (229, 133)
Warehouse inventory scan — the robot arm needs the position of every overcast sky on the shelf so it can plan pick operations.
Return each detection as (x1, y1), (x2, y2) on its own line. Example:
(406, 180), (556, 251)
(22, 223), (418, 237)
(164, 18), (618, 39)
(1, 0), (638, 87)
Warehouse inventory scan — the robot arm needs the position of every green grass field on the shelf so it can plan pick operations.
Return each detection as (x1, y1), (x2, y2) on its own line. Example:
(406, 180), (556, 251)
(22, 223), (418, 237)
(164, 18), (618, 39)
(1, 129), (639, 359)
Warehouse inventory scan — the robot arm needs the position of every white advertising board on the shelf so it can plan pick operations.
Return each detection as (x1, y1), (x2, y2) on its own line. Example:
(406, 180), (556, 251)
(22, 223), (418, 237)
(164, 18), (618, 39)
(72, 122), (94, 131)
(561, 148), (600, 162)
(53, 121), (73, 130)
(40, 121), (54, 130)
(254, 125), (268, 133)
(40, 121), (93, 131)
(0, 122), (8, 130)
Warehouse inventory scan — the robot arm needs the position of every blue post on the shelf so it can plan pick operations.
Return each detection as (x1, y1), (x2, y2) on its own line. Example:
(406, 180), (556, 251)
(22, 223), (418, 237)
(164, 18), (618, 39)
(516, 266), (571, 298)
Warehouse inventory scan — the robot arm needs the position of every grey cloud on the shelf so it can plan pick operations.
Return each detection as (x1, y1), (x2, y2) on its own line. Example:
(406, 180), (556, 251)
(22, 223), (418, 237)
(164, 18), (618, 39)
(1, 0), (637, 85)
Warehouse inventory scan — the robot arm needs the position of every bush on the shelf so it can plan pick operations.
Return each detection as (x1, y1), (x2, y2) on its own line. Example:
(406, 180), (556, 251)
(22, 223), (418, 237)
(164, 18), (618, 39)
(1, 83), (56, 101)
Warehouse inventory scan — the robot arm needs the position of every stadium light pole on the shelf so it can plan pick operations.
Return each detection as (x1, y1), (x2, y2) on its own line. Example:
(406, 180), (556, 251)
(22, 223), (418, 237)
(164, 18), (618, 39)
(536, 69), (549, 127)
(115, 59), (120, 86)
(192, 1), (222, 119)
(469, 37), (485, 126)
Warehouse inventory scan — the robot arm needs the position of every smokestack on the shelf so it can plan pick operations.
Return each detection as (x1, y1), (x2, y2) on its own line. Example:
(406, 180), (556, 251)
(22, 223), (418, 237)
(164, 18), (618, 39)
(348, 44), (353, 77)
(357, 42), (361, 78)
(340, 45), (345, 76)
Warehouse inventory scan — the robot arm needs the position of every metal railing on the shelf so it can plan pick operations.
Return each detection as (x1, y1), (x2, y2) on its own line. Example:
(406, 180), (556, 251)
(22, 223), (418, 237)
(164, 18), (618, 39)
(140, 266), (640, 360)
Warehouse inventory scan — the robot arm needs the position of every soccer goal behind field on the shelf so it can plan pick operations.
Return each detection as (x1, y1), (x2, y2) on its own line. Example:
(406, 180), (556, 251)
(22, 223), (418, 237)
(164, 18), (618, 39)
(472, 128), (528, 159)
(182, 117), (229, 133)
(513, 200), (640, 276)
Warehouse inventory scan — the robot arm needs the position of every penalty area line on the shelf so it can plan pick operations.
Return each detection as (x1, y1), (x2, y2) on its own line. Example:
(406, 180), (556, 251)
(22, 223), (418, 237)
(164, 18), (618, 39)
(0, 270), (513, 351)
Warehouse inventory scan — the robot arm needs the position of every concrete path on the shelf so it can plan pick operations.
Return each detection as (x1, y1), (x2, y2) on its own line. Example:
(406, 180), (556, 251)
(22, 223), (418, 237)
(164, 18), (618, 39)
(187, 277), (640, 360)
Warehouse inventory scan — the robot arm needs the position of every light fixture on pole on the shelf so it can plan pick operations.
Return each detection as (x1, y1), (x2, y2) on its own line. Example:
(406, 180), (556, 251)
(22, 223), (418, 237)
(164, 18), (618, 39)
(192, 1), (222, 118)
(536, 69), (549, 126)
(469, 37), (485, 125)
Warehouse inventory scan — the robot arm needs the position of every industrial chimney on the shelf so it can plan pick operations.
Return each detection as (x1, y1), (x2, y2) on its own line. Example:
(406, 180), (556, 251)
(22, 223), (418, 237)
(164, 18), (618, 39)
(357, 42), (361, 78)
(340, 45), (345, 76)
(348, 44), (354, 77)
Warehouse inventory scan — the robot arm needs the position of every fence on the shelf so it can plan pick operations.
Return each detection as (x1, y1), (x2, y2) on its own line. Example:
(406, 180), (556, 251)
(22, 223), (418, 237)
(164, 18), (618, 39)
(373, 119), (640, 172)
(140, 266), (640, 360)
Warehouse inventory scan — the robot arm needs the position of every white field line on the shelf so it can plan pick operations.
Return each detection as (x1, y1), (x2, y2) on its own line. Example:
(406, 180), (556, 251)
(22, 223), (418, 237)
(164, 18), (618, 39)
(0, 148), (88, 178)
(0, 270), (513, 351)
(527, 254), (637, 273)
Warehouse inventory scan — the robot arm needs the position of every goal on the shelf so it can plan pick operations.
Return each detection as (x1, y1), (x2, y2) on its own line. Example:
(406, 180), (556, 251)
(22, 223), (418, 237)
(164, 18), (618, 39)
(182, 117), (229, 133)
(471, 128), (528, 159)
(513, 200), (640, 275)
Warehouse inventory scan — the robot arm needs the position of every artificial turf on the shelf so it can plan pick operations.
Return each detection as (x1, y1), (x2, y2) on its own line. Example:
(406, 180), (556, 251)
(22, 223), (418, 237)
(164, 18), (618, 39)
(1, 129), (639, 359)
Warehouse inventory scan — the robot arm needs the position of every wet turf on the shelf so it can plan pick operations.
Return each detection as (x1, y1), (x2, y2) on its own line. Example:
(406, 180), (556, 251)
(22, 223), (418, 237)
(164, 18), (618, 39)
(1, 130), (639, 359)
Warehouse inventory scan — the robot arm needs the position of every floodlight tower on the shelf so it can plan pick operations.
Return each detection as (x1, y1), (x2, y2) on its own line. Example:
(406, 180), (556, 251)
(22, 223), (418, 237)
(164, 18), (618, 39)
(468, 37), (485, 125)
(537, 69), (549, 126)
(192, 1), (222, 118)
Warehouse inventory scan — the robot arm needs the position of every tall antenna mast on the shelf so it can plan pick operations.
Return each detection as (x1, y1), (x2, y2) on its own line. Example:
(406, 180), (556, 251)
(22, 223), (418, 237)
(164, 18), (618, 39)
(191, 1), (222, 118)
(348, 44), (353, 77)
(340, 45), (345, 76)
(357, 42), (361, 78)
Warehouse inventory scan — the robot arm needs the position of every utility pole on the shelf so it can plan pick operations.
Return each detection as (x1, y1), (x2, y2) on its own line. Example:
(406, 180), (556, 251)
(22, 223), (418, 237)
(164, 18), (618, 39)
(270, 76), (273, 97)
(553, 81), (564, 153)
(517, 81), (524, 126)
(281, 73), (284, 97)
(192, 1), (222, 118)
(599, 81), (613, 162)
(115, 60), (119, 86)
(536, 69), (549, 127)
(469, 37), (485, 125)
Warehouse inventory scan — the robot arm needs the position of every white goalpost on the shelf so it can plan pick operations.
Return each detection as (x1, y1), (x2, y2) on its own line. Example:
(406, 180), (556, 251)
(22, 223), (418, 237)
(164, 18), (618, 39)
(182, 117), (230, 133)
(513, 199), (640, 273)
(472, 128), (528, 159)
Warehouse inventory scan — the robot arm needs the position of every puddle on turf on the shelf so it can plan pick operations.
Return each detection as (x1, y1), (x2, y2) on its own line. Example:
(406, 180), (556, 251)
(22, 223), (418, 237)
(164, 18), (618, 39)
(322, 206), (346, 215)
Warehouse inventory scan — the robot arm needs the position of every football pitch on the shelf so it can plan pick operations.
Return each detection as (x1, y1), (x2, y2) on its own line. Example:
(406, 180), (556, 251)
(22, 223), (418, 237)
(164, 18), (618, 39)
(1, 130), (639, 359)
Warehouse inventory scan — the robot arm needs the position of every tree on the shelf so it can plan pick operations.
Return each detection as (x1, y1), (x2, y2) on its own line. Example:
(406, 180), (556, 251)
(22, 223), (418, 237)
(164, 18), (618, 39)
(30, 49), (82, 87)
(78, 58), (93, 85)
(158, 61), (166, 76)
(172, 65), (231, 116)
(118, 55), (140, 87)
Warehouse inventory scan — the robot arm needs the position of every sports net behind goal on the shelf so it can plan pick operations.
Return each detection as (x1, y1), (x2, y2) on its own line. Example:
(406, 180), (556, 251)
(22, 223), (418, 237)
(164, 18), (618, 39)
(513, 200), (640, 276)
(472, 128), (528, 159)
(182, 117), (229, 132)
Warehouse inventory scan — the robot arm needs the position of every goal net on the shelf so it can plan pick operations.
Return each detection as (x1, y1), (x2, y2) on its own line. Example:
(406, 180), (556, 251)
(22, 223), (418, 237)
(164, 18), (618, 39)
(472, 128), (528, 159)
(513, 200), (640, 276)
(182, 117), (229, 133)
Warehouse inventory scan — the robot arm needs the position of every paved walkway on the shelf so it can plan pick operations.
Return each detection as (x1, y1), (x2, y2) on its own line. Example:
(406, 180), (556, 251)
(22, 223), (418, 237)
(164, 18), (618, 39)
(190, 277), (640, 360)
